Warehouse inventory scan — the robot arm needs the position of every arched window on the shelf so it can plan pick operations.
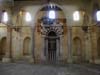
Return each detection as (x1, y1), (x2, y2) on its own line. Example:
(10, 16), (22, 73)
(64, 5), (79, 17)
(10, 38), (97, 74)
(38, 4), (64, 25)
(92, 2), (100, 22)
(96, 11), (100, 21)
(1, 10), (8, 23)
(48, 10), (56, 19)
(73, 11), (80, 21)
(25, 12), (32, 22)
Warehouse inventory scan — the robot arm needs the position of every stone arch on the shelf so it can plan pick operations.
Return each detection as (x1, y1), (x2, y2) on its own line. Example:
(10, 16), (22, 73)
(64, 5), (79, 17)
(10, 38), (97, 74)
(34, 3), (67, 31)
(73, 37), (83, 63)
(97, 37), (100, 58)
(46, 30), (58, 36)
(35, 3), (66, 23)
(23, 37), (31, 56)
(34, 3), (67, 63)
(0, 37), (7, 60)
(48, 31), (57, 36)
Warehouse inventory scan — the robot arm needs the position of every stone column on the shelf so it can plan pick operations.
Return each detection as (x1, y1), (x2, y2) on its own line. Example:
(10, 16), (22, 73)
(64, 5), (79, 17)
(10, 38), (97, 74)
(59, 36), (63, 62)
(88, 28), (92, 63)
(41, 36), (45, 62)
(46, 39), (48, 62)
(84, 28), (92, 62)
(84, 33), (89, 62)
(91, 31), (97, 63)
(67, 26), (72, 63)
(28, 27), (34, 63)
(56, 38), (60, 61)
(2, 26), (12, 62)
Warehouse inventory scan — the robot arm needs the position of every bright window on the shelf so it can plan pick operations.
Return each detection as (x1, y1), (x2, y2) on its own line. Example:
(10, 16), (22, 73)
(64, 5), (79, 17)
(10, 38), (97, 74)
(96, 11), (100, 21)
(73, 11), (80, 21)
(25, 12), (32, 22)
(2, 12), (8, 23)
(48, 10), (56, 19)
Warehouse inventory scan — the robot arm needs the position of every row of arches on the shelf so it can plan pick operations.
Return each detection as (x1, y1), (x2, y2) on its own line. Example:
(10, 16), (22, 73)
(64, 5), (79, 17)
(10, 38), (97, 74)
(73, 37), (100, 62)
(0, 36), (100, 62)
(0, 37), (31, 61)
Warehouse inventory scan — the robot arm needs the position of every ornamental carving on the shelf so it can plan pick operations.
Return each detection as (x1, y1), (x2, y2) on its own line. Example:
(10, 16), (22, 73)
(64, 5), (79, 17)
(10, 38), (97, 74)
(40, 23), (64, 36)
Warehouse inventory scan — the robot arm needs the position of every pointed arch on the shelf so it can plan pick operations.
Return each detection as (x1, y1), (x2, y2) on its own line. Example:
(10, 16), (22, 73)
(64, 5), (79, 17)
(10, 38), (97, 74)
(23, 37), (31, 56)
(48, 31), (57, 36)
(97, 37), (100, 58)
(73, 37), (82, 62)
(35, 3), (66, 27)
(0, 37), (7, 60)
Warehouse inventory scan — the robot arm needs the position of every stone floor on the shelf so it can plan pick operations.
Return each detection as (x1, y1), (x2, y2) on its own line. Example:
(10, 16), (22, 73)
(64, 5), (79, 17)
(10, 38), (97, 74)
(0, 63), (100, 75)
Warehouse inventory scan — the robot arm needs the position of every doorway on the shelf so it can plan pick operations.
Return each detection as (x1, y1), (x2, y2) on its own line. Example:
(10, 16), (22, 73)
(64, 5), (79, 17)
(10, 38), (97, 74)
(47, 31), (57, 62)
